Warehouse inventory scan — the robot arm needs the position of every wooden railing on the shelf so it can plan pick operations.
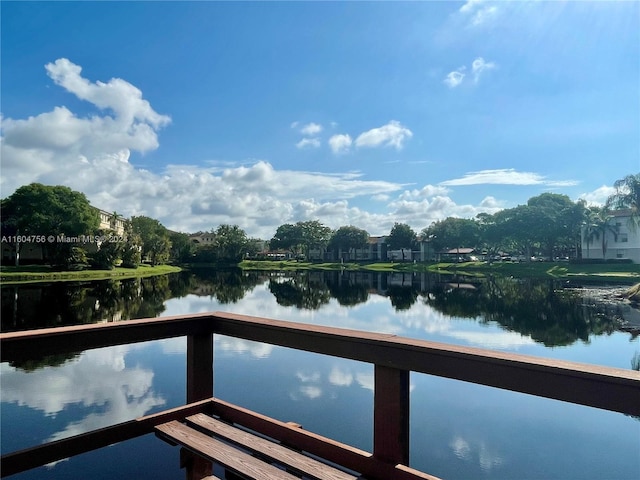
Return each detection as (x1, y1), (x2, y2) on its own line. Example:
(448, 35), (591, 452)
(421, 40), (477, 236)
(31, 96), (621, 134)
(1, 311), (639, 478)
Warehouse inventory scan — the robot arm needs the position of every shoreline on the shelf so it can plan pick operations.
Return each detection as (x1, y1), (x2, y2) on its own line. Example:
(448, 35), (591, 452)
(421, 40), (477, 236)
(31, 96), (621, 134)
(1, 260), (638, 285)
(0, 264), (182, 284)
(239, 260), (640, 283)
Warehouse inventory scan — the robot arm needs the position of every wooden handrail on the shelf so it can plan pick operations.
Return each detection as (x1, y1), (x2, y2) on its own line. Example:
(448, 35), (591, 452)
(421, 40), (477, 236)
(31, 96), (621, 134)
(209, 312), (640, 416)
(2, 311), (639, 414)
(1, 311), (639, 478)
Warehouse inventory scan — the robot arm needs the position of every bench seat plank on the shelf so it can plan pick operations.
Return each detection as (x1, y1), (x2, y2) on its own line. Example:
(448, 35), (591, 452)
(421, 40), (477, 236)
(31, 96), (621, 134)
(155, 420), (299, 480)
(186, 413), (358, 480)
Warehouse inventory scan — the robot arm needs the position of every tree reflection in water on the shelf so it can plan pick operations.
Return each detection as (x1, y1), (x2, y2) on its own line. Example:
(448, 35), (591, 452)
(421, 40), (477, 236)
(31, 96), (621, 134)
(1, 269), (636, 350)
(269, 273), (331, 310)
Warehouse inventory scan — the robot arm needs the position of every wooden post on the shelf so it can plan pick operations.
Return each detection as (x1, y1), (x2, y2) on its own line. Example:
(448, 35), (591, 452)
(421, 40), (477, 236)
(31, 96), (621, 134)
(185, 334), (214, 479)
(186, 333), (214, 402)
(373, 365), (410, 465)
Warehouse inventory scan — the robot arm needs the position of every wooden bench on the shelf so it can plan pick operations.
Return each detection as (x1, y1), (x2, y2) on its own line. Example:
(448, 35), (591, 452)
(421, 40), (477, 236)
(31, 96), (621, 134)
(155, 413), (361, 480)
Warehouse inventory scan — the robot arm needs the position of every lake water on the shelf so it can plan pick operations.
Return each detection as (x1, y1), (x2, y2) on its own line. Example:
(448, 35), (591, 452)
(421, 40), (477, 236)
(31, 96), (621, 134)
(1, 269), (639, 480)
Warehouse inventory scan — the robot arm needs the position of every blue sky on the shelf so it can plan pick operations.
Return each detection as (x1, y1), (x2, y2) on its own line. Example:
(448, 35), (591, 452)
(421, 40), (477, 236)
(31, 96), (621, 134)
(1, 1), (638, 238)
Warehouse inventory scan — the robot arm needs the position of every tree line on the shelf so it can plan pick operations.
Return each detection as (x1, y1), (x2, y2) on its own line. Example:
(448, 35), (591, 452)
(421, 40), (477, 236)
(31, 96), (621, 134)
(1, 174), (637, 268)
(266, 174), (638, 262)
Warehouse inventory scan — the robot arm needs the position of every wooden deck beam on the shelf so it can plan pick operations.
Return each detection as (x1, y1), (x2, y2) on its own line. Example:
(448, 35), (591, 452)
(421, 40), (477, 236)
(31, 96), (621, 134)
(187, 333), (214, 402)
(0, 312), (218, 363)
(374, 365), (410, 465)
(0, 399), (213, 478)
(207, 397), (441, 480)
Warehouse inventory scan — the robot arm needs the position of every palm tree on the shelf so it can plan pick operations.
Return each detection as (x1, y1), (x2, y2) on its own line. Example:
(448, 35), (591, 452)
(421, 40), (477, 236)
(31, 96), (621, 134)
(109, 211), (123, 232)
(585, 207), (617, 259)
(582, 207), (601, 259)
(607, 173), (640, 230)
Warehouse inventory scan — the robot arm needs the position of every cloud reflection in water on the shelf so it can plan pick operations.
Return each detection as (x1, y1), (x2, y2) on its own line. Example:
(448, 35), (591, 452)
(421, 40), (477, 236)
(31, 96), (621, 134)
(1, 344), (165, 445)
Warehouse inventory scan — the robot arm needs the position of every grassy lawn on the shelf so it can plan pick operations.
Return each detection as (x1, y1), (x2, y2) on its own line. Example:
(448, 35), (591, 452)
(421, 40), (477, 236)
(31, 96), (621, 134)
(434, 261), (639, 281)
(0, 264), (182, 284)
(239, 260), (365, 271)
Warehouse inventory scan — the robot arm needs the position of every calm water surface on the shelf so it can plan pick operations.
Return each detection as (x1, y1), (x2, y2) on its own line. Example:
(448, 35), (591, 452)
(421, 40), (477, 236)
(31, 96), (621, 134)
(1, 270), (639, 479)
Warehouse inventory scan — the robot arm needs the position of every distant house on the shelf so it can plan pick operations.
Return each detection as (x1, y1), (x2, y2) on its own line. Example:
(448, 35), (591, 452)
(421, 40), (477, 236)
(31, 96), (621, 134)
(387, 248), (413, 261)
(98, 210), (125, 235)
(439, 248), (478, 262)
(310, 236), (388, 262)
(189, 233), (216, 246)
(581, 209), (639, 264)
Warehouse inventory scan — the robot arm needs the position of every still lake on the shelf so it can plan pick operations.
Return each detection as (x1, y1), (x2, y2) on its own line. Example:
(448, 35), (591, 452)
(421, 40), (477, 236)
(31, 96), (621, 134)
(1, 269), (639, 480)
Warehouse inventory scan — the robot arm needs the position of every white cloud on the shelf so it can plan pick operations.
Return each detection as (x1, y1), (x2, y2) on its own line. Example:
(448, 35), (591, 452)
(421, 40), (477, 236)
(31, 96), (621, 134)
(300, 122), (323, 136)
(440, 169), (577, 187)
(446, 331), (535, 350)
(387, 193), (502, 231)
(0, 60), (526, 239)
(298, 385), (322, 399)
(579, 185), (616, 206)
(470, 5), (498, 26)
(296, 371), (321, 383)
(0, 345), (165, 443)
(371, 193), (390, 202)
(328, 133), (352, 154)
(1, 57), (169, 195)
(444, 69), (466, 88)
(459, 0), (499, 27)
(471, 57), (496, 83)
(444, 57), (495, 87)
(355, 372), (374, 391)
(459, 0), (482, 14)
(399, 184), (451, 200)
(45, 58), (170, 130)
(355, 120), (413, 150)
(295, 137), (321, 149)
(479, 196), (502, 209)
(328, 366), (353, 387)
(217, 337), (274, 358)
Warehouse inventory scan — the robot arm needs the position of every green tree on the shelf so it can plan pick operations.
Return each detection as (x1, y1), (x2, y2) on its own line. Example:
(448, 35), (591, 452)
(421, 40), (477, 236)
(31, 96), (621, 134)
(109, 211), (123, 231)
(475, 212), (506, 259)
(562, 200), (588, 259)
(1, 183), (100, 266)
(245, 238), (265, 257)
(270, 223), (303, 253)
(421, 217), (480, 259)
(270, 221), (332, 259)
(582, 206), (601, 259)
(386, 223), (417, 262)
(328, 226), (369, 261)
(585, 207), (617, 259)
(494, 205), (540, 259)
(130, 216), (171, 265)
(92, 232), (123, 269)
(120, 221), (142, 268)
(527, 193), (578, 258)
(168, 231), (195, 263)
(607, 173), (640, 230)
(213, 224), (249, 262)
(298, 220), (332, 259)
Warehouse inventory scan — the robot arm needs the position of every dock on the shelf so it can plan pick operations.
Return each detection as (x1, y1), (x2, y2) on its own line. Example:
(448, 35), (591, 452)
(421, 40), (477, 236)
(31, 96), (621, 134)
(1, 311), (639, 479)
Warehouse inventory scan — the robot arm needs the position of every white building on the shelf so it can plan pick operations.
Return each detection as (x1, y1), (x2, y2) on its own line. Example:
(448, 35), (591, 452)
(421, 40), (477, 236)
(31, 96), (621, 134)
(581, 210), (639, 264)
(98, 210), (125, 235)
